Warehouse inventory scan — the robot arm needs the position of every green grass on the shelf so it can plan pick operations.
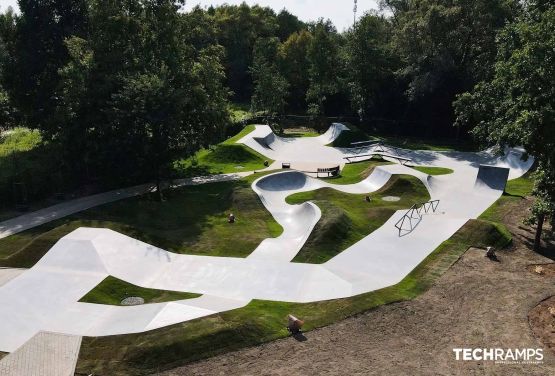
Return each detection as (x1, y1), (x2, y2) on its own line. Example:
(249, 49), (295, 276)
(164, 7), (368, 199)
(76, 218), (511, 376)
(281, 128), (320, 138)
(320, 158), (392, 185)
(0, 175), (283, 268)
(80, 276), (200, 306)
(175, 125), (272, 176)
(479, 172), (535, 224)
(286, 175), (431, 263)
(410, 166), (454, 176)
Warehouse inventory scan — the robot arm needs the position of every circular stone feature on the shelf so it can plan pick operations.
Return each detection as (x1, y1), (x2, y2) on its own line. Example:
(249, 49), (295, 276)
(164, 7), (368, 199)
(382, 196), (401, 202)
(121, 297), (145, 306)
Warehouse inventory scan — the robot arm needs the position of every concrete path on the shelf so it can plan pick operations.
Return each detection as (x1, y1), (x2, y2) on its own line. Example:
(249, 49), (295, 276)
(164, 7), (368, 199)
(0, 124), (534, 353)
(0, 332), (81, 376)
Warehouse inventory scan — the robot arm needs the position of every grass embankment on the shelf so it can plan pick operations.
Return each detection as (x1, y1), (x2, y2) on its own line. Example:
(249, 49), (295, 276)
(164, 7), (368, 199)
(411, 166), (454, 176)
(0, 173), (283, 268)
(287, 175), (430, 263)
(281, 127), (320, 138)
(479, 172), (534, 224)
(80, 276), (200, 306)
(175, 125), (272, 176)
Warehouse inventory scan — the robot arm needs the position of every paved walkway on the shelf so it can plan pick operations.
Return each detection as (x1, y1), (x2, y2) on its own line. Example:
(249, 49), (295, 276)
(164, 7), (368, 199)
(0, 332), (81, 376)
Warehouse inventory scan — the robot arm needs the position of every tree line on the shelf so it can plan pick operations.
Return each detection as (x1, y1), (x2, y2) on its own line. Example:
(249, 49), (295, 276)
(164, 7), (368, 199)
(0, 1), (553, 244)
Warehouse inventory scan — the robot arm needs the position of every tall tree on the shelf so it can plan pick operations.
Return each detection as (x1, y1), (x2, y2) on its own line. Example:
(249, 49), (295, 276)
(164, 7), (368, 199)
(7, 0), (89, 133)
(213, 3), (278, 100)
(455, 2), (555, 251)
(278, 30), (312, 112)
(306, 20), (342, 118)
(250, 37), (288, 117)
(382, 0), (520, 135)
(345, 13), (396, 121)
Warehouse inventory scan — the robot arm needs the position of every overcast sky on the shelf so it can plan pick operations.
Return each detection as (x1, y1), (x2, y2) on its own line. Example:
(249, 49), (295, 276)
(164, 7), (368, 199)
(0, 0), (381, 31)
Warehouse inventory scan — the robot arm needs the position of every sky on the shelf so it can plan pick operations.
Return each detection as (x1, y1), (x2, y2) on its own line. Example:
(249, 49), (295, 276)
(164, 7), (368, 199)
(0, 0), (381, 31)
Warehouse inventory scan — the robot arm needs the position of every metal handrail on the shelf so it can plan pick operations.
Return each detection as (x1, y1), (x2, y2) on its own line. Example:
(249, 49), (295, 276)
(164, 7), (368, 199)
(394, 200), (440, 236)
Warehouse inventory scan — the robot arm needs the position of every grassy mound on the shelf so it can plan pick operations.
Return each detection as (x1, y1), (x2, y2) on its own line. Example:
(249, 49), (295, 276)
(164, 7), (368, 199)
(0, 174), (283, 268)
(287, 175), (431, 263)
(410, 166), (454, 175)
(175, 125), (272, 176)
(320, 158), (392, 185)
(80, 276), (200, 306)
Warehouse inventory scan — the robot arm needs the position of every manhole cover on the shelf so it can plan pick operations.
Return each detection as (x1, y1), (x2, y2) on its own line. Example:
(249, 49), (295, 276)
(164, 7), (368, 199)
(382, 196), (401, 202)
(121, 297), (145, 306)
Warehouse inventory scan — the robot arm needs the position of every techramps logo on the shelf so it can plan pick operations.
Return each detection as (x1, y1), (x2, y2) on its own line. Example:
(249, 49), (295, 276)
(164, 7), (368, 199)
(453, 348), (544, 365)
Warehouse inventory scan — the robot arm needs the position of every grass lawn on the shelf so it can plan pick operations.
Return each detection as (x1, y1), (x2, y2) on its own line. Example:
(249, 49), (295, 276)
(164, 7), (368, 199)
(76, 218), (510, 376)
(410, 166), (454, 176)
(80, 276), (200, 306)
(286, 175), (430, 263)
(320, 158), (392, 185)
(174, 125), (272, 176)
(0, 173), (283, 268)
(479, 172), (535, 224)
(281, 127), (320, 138)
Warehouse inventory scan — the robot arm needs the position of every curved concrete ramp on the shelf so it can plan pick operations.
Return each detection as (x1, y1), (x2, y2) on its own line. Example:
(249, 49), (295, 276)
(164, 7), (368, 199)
(475, 165), (511, 192)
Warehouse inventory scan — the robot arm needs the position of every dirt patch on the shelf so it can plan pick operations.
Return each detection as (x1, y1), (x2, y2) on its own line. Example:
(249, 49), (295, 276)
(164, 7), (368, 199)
(527, 263), (555, 278)
(160, 194), (555, 375)
(529, 296), (555, 357)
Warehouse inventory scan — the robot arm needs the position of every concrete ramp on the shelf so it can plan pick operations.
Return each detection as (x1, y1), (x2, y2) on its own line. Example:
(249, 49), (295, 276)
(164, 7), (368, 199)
(475, 165), (510, 193)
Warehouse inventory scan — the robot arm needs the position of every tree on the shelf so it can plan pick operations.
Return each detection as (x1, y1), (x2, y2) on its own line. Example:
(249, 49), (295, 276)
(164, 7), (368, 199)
(278, 30), (312, 112)
(276, 9), (305, 41)
(454, 3), (555, 251)
(52, 0), (230, 198)
(306, 20), (342, 118)
(250, 37), (288, 117)
(382, 0), (520, 135)
(213, 3), (278, 100)
(344, 13), (396, 121)
(7, 0), (89, 133)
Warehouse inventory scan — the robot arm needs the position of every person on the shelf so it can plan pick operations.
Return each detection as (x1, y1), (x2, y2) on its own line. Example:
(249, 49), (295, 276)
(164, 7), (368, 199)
(228, 213), (235, 224)
(365, 196), (371, 202)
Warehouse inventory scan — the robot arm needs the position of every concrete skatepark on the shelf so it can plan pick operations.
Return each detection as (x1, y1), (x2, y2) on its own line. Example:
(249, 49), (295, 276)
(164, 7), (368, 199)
(0, 124), (534, 356)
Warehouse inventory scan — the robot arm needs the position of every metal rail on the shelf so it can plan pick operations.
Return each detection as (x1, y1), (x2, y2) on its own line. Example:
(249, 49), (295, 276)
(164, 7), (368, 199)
(394, 200), (440, 236)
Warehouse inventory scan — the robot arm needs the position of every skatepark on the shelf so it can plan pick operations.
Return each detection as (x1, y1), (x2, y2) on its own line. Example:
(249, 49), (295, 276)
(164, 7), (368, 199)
(0, 124), (534, 369)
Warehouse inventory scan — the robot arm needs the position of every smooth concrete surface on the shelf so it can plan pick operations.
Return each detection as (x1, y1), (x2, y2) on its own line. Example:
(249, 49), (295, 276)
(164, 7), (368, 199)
(0, 124), (534, 352)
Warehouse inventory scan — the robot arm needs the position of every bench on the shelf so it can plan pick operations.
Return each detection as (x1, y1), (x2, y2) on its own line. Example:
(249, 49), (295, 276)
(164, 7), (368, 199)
(282, 163), (291, 169)
(316, 166), (340, 177)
